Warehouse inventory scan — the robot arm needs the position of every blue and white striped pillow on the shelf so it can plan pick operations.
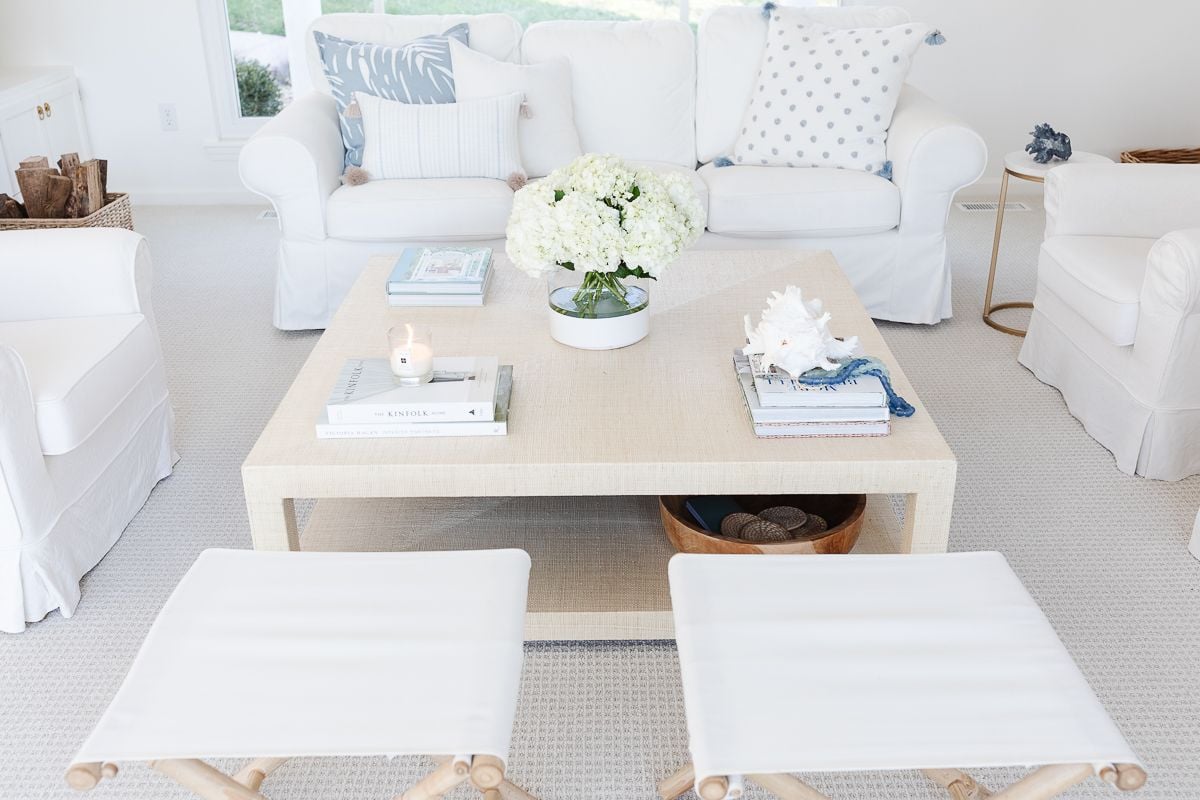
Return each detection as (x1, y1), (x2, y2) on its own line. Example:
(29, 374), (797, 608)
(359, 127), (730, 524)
(314, 24), (469, 168)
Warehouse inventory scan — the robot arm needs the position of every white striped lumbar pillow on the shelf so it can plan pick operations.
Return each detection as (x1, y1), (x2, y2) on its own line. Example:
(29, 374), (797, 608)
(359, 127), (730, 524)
(356, 91), (525, 182)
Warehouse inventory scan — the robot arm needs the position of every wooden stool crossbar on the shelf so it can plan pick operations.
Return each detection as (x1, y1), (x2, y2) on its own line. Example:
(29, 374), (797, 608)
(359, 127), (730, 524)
(68, 753), (540, 800)
(659, 762), (1146, 800)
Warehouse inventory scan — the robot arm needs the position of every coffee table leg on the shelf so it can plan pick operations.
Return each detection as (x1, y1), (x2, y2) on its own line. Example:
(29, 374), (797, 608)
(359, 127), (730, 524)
(901, 469), (956, 554)
(246, 494), (300, 551)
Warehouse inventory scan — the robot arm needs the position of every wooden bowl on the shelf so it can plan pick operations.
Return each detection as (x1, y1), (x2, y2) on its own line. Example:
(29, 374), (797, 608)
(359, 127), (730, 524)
(659, 494), (866, 554)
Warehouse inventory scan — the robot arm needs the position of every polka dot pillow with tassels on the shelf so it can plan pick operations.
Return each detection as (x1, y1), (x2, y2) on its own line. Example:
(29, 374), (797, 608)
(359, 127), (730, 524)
(731, 3), (942, 175)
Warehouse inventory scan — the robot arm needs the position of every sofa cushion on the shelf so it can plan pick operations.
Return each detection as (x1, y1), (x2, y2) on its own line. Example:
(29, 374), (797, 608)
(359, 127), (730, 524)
(698, 163), (899, 237)
(731, 14), (928, 173)
(696, 5), (911, 164)
(0, 314), (163, 456)
(315, 26), (467, 168)
(357, 91), (524, 180)
(326, 178), (513, 241)
(450, 41), (582, 178)
(521, 20), (696, 168)
(306, 13), (522, 93)
(1038, 235), (1153, 346)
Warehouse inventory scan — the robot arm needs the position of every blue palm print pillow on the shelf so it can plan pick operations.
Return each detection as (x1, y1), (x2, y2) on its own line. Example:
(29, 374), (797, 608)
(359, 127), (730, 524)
(314, 24), (470, 168)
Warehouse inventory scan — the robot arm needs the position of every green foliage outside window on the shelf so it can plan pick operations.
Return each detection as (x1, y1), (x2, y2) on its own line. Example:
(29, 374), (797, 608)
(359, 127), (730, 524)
(235, 59), (284, 117)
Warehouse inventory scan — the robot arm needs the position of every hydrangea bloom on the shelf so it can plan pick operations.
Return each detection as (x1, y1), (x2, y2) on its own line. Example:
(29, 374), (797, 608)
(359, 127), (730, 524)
(743, 286), (861, 377)
(506, 154), (705, 282)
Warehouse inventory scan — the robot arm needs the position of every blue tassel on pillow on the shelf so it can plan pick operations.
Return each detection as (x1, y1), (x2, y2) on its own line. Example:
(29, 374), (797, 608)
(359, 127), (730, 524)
(714, 156), (735, 168)
(761, 1), (776, 19)
(875, 160), (893, 181)
(925, 29), (946, 45)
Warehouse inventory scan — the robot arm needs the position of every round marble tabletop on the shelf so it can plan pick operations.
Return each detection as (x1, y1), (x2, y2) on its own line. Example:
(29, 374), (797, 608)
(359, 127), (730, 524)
(1003, 150), (1113, 181)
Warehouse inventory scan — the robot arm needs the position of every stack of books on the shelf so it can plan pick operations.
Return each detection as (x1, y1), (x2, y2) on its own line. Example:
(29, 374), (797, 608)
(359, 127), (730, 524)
(317, 356), (512, 439)
(733, 352), (890, 438)
(386, 246), (492, 306)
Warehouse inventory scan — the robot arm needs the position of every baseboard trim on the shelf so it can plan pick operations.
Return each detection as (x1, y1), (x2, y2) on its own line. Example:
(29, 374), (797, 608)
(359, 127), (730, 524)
(129, 190), (262, 206)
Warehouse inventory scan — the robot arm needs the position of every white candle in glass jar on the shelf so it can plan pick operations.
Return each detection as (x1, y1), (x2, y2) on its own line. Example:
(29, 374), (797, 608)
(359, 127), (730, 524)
(388, 323), (434, 385)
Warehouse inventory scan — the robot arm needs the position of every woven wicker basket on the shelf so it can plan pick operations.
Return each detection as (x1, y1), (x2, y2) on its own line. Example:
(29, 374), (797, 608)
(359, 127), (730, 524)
(0, 193), (133, 231)
(1120, 148), (1200, 164)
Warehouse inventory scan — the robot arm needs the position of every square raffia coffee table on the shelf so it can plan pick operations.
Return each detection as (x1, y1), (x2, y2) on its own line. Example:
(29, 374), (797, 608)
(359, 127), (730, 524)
(242, 250), (956, 640)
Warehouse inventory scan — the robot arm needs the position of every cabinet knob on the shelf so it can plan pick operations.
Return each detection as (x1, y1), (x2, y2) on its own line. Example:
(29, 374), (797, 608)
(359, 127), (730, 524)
(36, 104), (44, 120)
(43, 101), (52, 118)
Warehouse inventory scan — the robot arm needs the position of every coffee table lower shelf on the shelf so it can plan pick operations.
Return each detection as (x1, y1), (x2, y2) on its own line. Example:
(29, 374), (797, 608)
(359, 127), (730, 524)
(301, 494), (904, 641)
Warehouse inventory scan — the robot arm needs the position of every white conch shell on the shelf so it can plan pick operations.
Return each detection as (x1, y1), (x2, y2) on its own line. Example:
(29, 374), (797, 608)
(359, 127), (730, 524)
(742, 286), (860, 377)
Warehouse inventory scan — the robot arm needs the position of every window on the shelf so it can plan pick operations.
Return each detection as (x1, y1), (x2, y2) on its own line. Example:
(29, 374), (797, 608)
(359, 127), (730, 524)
(201, 0), (837, 138)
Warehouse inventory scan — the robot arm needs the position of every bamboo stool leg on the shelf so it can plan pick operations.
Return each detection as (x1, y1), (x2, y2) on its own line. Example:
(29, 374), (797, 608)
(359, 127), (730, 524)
(659, 763), (696, 800)
(470, 754), (505, 791)
(66, 762), (119, 791)
(697, 775), (730, 800)
(923, 768), (994, 799)
(149, 759), (269, 800)
(495, 777), (540, 800)
(399, 757), (471, 800)
(482, 790), (501, 800)
(234, 757), (290, 791)
(988, 764), (1094, 800)
(1100, 763), (1148, 791)
(748, 773), (832, 800)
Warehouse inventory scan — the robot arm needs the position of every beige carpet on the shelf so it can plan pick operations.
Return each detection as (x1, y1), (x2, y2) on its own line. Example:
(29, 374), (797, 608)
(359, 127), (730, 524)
(1, 202), (1198, 799)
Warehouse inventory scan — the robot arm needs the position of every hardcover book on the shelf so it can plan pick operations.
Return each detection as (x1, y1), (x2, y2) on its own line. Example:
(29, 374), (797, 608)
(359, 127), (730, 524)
(326, 356), (498, 424)
(317, 366), (513, 438)
(386, 247), (492, 294)
(740, 351), (887, 408)
(386, 289), (488, 308)
(733, 354), (889, 423)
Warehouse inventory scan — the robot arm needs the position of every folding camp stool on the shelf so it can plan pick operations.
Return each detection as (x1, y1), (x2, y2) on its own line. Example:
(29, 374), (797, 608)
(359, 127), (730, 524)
(67, 548), (538, 800)
(660, 552), (1146, 800)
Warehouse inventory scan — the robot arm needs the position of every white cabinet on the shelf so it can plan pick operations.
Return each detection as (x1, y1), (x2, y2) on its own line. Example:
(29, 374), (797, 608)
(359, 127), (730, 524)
(0, 67), (91, 198)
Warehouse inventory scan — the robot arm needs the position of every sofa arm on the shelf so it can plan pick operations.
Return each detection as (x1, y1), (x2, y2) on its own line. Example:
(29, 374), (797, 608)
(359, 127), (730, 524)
(0, 229), (152, 324)
(1142, 229), (1200, 317)
(1131, 229), (1200, 409)
(239, 91), (344, 241)
(1045, 164), (1200, 239)
(0, 346), (53, 554)
(887, 85), (987, 234)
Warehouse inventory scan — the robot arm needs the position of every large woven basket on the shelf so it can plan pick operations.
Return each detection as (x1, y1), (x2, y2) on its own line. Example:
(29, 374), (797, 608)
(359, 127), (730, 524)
(1120, 148), (1200, 164)
(0, 193), (133, 231)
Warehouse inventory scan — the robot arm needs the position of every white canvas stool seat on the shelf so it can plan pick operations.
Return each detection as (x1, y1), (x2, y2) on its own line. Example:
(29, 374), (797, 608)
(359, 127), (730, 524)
(67, 548), (537, 800)
(661, 553), (1146, 800)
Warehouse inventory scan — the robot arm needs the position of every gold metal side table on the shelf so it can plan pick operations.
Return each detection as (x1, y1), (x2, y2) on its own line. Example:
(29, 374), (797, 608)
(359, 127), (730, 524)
(984, 150), (1112, 336)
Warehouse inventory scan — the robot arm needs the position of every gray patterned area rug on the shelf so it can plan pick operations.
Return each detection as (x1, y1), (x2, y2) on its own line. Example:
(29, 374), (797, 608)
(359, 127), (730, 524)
(1, 204), (1197, 799)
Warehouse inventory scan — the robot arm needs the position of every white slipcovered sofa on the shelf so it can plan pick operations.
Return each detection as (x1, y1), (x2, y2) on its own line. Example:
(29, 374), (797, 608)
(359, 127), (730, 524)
(1019, 164), (1200, 481)
(0, 229), (176, 632)
(240, 7), (986, 330)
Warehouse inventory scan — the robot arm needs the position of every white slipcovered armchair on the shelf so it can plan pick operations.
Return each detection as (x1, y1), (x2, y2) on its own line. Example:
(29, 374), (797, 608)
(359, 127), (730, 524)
(0, 229), (176, 632)
(1019, 164), (1200, 480)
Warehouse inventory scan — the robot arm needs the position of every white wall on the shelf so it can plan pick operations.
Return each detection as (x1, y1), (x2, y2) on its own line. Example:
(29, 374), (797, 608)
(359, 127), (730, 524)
(889, 0), (1200, 195)
(3, 0), (1198, 202)
(0, 0), (253, 204)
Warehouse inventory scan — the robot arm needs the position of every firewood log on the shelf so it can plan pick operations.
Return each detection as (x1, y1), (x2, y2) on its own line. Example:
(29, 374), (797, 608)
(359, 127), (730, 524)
(58, 152), (80, 176)
(16, 166), (56, 218)
(97, 159), (108, 198)
(45, 173), (73, 218)
(0, 193), (26, 219)
(80, 159), (104, 215)
(18, 156), (49, 170)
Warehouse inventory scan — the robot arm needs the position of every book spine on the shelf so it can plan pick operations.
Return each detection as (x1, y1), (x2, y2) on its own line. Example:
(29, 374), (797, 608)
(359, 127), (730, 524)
(327, 402), (493, 424)
(317, 421), (506, 439)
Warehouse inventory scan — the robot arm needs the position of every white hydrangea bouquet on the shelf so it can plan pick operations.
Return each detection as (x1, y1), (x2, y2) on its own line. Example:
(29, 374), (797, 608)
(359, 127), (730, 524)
(506, 154), (705, 319)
